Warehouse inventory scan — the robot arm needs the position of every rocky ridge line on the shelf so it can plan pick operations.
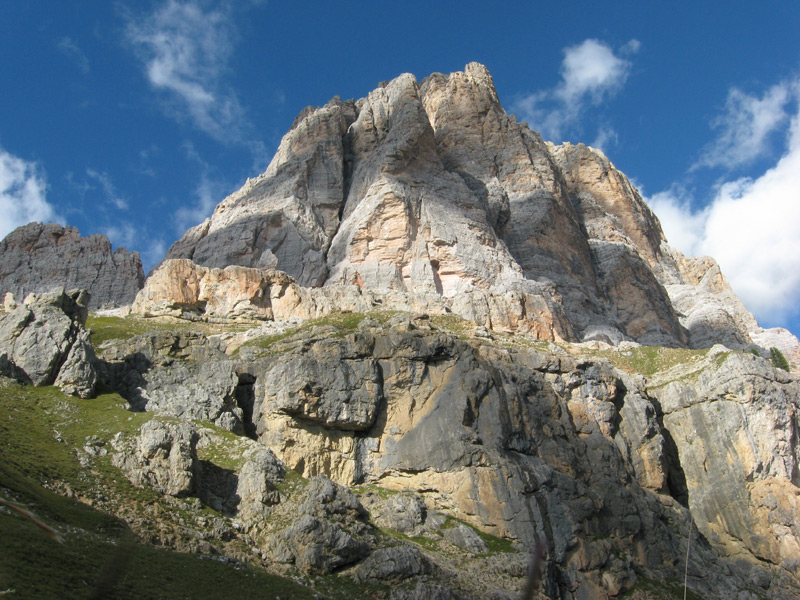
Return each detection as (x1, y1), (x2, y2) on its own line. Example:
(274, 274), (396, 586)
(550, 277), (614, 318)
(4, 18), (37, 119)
(0, 222), (145, 311)
(159, 62), (795, 358)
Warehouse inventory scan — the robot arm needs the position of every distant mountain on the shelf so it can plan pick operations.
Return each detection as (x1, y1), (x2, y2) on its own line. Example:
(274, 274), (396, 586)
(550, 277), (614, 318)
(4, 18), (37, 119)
(0, 222), (144, 310)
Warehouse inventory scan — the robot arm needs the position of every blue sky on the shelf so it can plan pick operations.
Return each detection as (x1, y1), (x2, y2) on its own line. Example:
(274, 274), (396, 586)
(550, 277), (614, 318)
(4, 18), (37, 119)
(1, 1), (799, 335)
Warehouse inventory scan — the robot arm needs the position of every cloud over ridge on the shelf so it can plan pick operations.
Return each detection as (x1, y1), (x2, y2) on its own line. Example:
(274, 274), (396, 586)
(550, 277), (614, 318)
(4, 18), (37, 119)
(649, 79), (800, 326)
(0, 147), (60, 239)
(512, 38), (638, 144)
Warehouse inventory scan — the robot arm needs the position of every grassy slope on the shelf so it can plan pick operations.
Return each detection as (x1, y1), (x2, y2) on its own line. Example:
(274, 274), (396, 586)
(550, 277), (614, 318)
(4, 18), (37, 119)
(0, 380), (316, 599)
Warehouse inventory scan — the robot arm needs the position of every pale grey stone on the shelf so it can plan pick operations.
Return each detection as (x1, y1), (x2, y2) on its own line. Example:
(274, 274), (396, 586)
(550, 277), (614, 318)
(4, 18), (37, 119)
(98, 331), (241, 432)
(352, 545), (430, 583)
(113, 419), (200, 497)
(0, 288), (97, 396)
(442, 523), (489, 554)
(0, 222), (143, 310)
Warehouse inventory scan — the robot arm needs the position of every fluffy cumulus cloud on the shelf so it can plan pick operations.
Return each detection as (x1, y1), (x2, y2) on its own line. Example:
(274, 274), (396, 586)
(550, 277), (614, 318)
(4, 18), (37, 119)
(513, 39), (639, 143)
(126, 1), (247, 142)
(694, 82), (793, 170)
(0, 147), (61, 239)
(647, 187), (708, 255)
(650, 85), (800, 325)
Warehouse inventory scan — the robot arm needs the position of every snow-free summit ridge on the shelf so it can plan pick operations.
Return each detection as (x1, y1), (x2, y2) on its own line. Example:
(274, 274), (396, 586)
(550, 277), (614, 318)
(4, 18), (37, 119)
(157, 62), (786, 354)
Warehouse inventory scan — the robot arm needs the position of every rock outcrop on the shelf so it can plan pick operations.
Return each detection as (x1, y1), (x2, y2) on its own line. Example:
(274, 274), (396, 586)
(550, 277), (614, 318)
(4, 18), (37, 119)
(98, 330), (243, 432)
(0, 288), (97, 397)
(158, 63), (794, 356)
(653, 349), (800, 577)
(93, 316), (800, 598)
(131, 258), (573, 340)
(0, 222), (144, 310)
(112, 419), (200, 497)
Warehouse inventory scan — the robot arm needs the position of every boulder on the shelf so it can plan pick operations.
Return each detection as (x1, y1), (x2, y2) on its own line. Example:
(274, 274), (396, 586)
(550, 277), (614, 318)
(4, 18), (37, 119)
(442, 523), (489, 554)
(235, 445), (285, 521)
(113, 419), (200, 497)
(360, 490), (427, 534)
(0, 288), (97, 397)
(352, 545), (431, 584)
(268, 475), (371, 573)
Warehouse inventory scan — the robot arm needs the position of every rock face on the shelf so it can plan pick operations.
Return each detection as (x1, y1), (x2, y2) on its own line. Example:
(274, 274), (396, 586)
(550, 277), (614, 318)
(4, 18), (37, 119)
(0, 288), (97, 397)
(9, 62), (799, 600)
(98, 330), (243, 432)
(113, 419), (200, 497)
(653, 350), (800, 577)
(0, 222), (144, 310)
(158, 63), (794, 356)
(94, 318), (800, 599)
(132, 258), (574, 341)
(269, 475), (372, 574)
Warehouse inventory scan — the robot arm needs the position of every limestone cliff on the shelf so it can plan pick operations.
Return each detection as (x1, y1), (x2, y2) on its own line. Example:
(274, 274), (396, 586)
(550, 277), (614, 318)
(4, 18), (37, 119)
(84, 309), (800, 599)
(0, 222), (144, 310)
(161, 63), (791, 356)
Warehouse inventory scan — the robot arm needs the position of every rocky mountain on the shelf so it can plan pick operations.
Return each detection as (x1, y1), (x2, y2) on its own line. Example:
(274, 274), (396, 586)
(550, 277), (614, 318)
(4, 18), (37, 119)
(0, 222), (144, 310)
(161, 62), (790, 358)
(1, 63), (799, 600)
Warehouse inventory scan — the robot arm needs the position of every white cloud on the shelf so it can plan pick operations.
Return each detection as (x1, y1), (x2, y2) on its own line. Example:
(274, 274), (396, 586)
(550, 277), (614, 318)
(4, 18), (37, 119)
(86, 168), (128, 210)
(126, 1), (247, 142)
(694, 82), (792, 170)
(648, 96), (800, 325)
(647, 187), (708, 255)
(558, 39), (634, 103)
(0, 147), (61, 239)
(175, 175), (228, 232)
(590, 126), (619, 153)
(513, 39), (638, 141)
(57, 37), (90, 74)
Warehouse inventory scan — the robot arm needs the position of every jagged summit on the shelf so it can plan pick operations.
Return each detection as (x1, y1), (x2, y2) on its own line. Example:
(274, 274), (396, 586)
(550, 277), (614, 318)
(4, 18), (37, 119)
(0, 222), (144, 310)
(157, 63), (782, 352)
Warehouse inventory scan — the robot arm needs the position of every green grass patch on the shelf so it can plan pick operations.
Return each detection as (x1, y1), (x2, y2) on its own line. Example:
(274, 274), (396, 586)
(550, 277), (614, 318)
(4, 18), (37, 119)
(0, 499), (316, 600)
(620, 577), (705, 600)
(274, 469), (308, 497)
(439, 516), (516, 555)
(312, 572), (389, 600)
(86, 314), (251, 348)
(194, 425), (255, 472)
(428, 313), (474, 338)
(712, 351), (731, 367)
(353, 484), (401, 499)
(236, 310), (404, 355)
(0, 379), (318, 599)
(587, 346), (708, 378)
(237, 330), (300, 353)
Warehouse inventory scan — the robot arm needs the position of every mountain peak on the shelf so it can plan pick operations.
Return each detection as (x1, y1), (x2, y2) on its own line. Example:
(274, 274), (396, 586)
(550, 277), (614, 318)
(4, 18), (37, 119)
(147, 65), (793, 352)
